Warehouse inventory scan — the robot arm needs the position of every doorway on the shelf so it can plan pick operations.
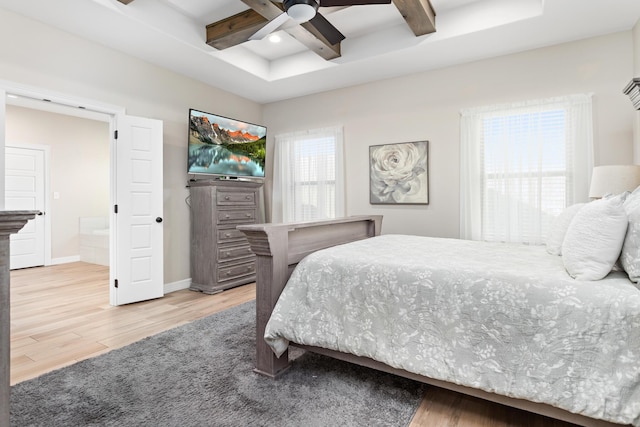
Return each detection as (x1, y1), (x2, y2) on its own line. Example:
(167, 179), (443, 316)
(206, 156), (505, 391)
(1, 82), (164, 306)
(5, 100), (111, 273)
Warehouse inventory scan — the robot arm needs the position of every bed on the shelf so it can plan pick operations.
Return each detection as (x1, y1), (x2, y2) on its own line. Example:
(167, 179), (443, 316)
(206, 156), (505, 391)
(237, 214), (640, 427)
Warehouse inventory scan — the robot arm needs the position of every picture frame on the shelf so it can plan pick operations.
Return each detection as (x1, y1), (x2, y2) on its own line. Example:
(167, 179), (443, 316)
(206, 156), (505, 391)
(369, 140), (429, 205)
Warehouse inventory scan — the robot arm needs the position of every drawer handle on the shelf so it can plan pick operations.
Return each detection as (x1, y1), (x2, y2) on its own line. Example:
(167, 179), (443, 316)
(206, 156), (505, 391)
(225, 252), (231, 257)
(247, 266), (253, 271)
(224, 196), (230, 200)
(247, 248), (251, 253)
(225, 233), (231, 238)
(245, 195), (251, 200)
(245, 213), (251, 218)
(226, 271), (232, 276)
(224, 214), (230, 219)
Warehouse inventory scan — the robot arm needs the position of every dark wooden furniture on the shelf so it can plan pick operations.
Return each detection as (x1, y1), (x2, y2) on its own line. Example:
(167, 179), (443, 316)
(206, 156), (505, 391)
(189, 180), (262, 294)
(0, 210), (38, 426)
(238, 216), (628, 427)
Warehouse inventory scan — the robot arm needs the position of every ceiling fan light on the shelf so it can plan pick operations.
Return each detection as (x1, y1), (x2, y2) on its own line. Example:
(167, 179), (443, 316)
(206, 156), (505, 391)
(284, 0), (319, 23)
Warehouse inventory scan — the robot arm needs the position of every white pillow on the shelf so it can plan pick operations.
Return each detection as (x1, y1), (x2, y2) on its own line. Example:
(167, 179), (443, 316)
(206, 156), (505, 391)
(620, 187), (640, 282)
(562, 196), (628, 280)
(623, 186), (640, 214)
(621, 209), (640, 282)
(545, 203), (585, 256)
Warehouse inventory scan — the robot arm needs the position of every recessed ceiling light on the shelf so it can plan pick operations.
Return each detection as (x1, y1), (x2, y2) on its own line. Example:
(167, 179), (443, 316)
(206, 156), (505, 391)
(268, 34), (281, 43)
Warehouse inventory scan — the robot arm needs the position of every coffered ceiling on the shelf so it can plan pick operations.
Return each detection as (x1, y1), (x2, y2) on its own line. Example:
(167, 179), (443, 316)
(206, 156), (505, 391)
(0, 0), (639, 103)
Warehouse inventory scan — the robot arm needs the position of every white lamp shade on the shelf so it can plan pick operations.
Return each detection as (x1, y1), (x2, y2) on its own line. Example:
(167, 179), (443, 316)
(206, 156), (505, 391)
(589, 165), (640, 198)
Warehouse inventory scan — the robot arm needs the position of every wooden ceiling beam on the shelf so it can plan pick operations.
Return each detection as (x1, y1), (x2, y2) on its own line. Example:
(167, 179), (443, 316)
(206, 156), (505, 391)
(206, 9), (270, 50)
(292, 23), (341, 60)
(240, 0), (284, 21)
(392, 0), (436, 36)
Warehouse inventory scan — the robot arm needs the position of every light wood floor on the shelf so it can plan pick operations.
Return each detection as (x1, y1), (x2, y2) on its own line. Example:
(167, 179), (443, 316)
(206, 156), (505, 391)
(10, 262), (576, 427)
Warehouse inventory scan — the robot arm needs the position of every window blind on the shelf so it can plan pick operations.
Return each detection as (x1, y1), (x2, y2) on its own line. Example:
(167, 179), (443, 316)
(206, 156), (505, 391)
(272, 126), (345, 223)
(460, 94), (593, 244)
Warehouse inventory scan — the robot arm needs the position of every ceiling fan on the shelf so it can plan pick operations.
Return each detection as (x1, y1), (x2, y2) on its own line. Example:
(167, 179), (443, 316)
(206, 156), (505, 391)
(204, 0), (436, 60)
(248, 0), (393, 46)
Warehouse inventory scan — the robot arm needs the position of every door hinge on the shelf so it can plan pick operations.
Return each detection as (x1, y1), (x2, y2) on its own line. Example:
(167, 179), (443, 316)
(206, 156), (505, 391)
(114, 130), (118, 140)
(114, 204), (118, 214)
(114, 279), (118, 288)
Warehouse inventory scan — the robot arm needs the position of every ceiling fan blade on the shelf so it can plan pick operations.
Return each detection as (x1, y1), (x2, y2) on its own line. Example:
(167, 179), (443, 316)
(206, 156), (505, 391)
(320, 0), (391, 6)
(307, 12), (345, 45)
(249, 11), (290, 40)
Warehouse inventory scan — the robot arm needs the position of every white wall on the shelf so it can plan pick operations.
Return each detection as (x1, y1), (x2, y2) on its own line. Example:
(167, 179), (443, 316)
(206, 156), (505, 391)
(0, 8), (263, 283)
(264, 31), (635, 238)
(6, 105), (109, 260)
(632, 18), (640, 163)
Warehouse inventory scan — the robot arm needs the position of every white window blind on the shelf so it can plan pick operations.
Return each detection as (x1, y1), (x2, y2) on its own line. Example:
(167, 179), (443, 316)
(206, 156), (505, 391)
(272, 126), (345, 223)
(460, 94), (593, 244)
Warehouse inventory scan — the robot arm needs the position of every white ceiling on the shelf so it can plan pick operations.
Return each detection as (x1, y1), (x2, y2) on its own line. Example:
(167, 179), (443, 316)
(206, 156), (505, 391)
(1, 0), (639, 104)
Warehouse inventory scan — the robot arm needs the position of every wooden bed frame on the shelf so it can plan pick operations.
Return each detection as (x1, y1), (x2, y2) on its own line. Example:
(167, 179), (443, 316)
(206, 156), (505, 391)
(237, 215), (629, 427)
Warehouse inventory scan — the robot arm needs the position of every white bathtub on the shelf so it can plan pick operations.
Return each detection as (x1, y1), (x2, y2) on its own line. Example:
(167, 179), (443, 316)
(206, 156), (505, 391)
(79, 216), (109, 266)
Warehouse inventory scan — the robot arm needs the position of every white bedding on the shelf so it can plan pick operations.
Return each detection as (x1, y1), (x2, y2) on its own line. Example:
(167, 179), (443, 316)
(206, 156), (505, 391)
(265, 234), (640, 426)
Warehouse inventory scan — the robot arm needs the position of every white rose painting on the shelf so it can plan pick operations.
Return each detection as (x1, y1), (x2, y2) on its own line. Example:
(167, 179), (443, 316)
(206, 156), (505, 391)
(369, 141), (429, 204)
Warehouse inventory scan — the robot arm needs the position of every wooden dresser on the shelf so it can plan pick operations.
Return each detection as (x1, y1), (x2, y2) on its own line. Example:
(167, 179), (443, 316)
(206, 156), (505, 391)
(188, 179), (262, 294)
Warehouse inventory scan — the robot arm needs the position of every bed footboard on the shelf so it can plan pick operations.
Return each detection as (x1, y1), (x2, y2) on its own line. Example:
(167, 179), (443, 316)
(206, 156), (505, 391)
(237, 215), (382, 378)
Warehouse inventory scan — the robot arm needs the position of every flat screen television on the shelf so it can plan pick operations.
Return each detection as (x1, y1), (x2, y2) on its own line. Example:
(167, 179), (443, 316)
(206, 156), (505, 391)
(187, 108), (266, 179)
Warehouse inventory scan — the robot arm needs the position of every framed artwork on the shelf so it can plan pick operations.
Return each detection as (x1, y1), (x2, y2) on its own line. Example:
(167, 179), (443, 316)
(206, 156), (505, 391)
(369, 140), (429, 205)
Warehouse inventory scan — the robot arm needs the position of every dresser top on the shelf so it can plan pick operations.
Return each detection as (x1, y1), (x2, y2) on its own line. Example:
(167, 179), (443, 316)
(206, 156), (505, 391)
(187, 179), (263, 190)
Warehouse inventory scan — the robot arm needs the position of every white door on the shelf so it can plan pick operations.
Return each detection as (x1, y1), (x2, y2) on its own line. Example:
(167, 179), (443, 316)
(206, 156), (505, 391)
(5, 146), (46, 269)
(112, 115), (164, 305)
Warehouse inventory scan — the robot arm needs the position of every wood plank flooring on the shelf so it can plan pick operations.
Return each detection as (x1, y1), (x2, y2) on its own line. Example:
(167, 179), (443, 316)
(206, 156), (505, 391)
(9, 262), (254, 385)
(10, 262), (576, 426)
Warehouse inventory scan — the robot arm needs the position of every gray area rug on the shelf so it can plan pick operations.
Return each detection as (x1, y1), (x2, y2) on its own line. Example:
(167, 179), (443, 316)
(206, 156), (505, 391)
(11, 300), (426, 426)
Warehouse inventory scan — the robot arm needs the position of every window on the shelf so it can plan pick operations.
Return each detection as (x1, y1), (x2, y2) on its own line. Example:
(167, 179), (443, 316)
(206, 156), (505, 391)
(272, 126), (344, 223)
(460, 94), (593, 244)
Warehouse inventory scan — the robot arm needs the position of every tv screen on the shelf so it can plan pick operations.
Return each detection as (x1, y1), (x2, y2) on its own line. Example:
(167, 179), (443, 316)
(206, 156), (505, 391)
(188, 109), (266, 179)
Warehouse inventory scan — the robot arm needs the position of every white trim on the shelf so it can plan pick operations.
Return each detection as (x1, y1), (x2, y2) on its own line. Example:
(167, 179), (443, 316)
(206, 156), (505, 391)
(164, 278), (191, 294)
(50, 255), (81, 265)
(0, 79), (125, 117)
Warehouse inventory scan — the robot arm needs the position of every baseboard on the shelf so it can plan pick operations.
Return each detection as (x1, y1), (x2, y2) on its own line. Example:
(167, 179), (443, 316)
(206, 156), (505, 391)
(50, 255), (81, 265)
(164, 278), (191, 294)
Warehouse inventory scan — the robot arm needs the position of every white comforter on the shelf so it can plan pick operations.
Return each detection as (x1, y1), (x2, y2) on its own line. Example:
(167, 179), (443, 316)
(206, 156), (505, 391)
(265, 234), (640, 426)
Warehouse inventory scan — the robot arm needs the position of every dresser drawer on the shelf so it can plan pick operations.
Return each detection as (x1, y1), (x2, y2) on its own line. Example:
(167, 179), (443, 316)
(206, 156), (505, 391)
(218, 261), (255, 283)
(218, 244), (254, 262)
(217, 209), (255, 224)
(218, 228), (247, 243)
(217, 191), (256, 206)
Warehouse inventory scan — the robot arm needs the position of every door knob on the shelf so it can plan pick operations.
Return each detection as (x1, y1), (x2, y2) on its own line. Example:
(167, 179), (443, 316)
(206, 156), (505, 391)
(37, 211), (44, 216)
(156, 217), (163, 223)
